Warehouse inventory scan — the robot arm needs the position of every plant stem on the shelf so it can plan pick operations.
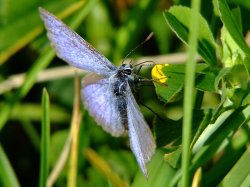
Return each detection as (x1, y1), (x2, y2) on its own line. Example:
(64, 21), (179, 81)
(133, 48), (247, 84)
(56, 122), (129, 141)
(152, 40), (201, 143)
(182, 0), (201, 186)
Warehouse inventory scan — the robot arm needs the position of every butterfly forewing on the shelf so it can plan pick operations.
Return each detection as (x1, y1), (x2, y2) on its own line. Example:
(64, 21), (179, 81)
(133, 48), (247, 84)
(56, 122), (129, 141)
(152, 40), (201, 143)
(39, 7), (117, 76)
(81, 74), (126, 136)
(126, 83), (156, 177)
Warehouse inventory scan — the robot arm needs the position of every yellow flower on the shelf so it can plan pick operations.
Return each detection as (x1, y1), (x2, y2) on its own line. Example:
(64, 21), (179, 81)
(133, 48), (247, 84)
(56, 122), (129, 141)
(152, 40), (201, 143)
(151, 64), (169, 84)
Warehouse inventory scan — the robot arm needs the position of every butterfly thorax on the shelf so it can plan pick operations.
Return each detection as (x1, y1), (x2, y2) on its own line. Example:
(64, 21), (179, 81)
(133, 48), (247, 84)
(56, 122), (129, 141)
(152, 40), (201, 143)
(116, 63), (140, 92)
(112, 64), (135, 129)
(113, 64), (132, 95)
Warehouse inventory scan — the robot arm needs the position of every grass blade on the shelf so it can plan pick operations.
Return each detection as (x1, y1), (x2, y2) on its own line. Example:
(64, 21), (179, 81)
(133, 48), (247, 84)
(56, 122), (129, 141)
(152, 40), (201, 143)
(219, 145), (250, 187)
(67, 74), (81, 187)
(84, 148), (129, 187)
(39, 88), (50, 187)
(0, 144), (21, 187)
(182, 0), (201, 186)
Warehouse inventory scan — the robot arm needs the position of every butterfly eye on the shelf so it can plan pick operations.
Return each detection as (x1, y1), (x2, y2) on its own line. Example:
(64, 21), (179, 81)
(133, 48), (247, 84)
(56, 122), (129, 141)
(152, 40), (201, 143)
(124, 68), (132, 75)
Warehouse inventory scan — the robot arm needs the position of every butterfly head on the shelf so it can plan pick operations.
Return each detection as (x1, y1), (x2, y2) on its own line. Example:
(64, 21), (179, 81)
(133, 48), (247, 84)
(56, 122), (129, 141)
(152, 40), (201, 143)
(118, 64), (133, 77)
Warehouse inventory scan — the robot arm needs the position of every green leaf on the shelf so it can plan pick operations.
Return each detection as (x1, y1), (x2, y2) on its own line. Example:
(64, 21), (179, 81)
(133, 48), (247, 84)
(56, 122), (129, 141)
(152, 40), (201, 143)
(153, 64), (213, 102)
(201, 128), (248, 186)
(131, 150), (176, 187)
(154, 109), (204, 148)
(242, 93), (250, 105)
(219, 146), (250, 187)
(195, 73), (217, 92)
(192, 105), (250, 171)
(220, 8), (246, 68)
(227, 60), (249, 91)
(195, 66), (218, 92)
(154, 117), (182, 147)
(153, 64), (185, 102)
(0, 144), (21, 187)
(214, 63), (249, 106)
(164, 148), (181, 169)
(217, 0), (250, 55)
(172, 105), (250, 186)
(164, 6), (217, 66)
(39, 89), (50, 187)
(190, 109), (213, 149)
(215, 67), (231, 90)
(227, 0), (250, 9)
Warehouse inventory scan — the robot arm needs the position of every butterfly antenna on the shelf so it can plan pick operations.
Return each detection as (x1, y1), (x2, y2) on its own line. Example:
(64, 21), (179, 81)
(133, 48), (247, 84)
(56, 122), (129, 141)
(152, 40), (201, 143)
(122, 32), (154, 64)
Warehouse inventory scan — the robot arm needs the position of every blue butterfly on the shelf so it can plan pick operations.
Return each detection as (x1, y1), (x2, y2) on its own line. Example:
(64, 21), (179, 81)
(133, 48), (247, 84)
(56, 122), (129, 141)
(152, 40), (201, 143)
(39, 7), (156, 177)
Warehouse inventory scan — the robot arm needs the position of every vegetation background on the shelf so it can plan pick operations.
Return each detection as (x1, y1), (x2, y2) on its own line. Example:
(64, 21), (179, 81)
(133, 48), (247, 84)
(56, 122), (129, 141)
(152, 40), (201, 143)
(0, 0), (250, 187)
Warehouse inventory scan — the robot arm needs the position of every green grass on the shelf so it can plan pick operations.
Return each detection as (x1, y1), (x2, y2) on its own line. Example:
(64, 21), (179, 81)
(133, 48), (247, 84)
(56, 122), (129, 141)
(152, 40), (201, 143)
(39, 89), (50, 187)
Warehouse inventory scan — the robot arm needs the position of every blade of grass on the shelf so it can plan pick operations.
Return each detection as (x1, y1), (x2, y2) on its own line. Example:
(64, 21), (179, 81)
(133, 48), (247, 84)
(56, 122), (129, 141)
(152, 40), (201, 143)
(67, 74), (82, 187)
(219, 145), (250, 187)
(171, 104), (250, 186)
(182, 0), (201, 186)
(217, 0), (250, 55)
(132, 150), (176, 187)
(201, 128), (249, 186)
(39, 89), (50, 187)
(191, 167), (202, 187)
(0, 144), (21, 187)
(84, 148), (129, 187)
(190, 105), (250, 180)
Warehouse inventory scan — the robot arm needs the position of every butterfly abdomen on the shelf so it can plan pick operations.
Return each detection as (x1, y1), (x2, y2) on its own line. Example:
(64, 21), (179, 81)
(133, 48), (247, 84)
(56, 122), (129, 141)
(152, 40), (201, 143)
(113, 79), (128, 129)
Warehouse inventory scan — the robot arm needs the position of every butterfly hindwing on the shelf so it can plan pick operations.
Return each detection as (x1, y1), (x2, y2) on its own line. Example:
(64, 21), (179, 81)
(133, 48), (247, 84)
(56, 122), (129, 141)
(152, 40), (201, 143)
(81, 74), (126, 137)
